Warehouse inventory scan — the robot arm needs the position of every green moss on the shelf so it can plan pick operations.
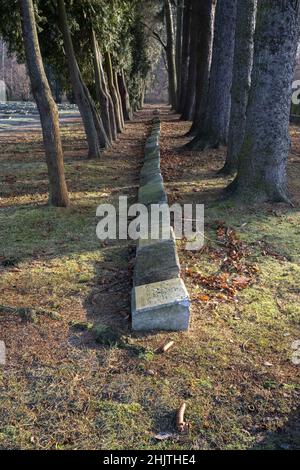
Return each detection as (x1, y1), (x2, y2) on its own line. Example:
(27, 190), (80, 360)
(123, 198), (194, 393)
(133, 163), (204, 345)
(93, 325), (122, 347)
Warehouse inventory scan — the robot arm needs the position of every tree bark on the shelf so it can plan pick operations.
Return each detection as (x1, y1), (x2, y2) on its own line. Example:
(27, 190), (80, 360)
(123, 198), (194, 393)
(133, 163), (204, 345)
(113, 69), (125, 128)
(228, 0), (300, 203)
(104, 52), (124, 133)
(165, 0), (177, 109)
(58, 0), (107, 158)
(176, 0), (184, 106)
(80, 75), (109, 149)
(20, 0), (69, 207)
(98, 50), (118, 141)
(186, 0), (215, 137)
(117, 70), (132, 121)
(91, 29), (113, 144)
(181, 0), (201, 120)
(219, 0), (257, 175)
(178, 0), (191, 113)
(188, 0), (237, 150)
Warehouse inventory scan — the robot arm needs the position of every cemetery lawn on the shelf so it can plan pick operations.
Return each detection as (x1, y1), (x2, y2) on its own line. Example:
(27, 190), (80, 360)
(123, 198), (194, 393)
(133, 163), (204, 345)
(0, 107), (299, 450)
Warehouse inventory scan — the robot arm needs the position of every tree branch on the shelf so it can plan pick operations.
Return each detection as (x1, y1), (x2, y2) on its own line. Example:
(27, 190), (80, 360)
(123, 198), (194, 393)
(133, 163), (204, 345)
(140, 21), (167, 50)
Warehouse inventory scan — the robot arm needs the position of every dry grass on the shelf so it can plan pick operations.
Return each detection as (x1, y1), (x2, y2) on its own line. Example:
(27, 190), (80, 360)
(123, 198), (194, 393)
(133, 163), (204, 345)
(0, 106), (299, 450)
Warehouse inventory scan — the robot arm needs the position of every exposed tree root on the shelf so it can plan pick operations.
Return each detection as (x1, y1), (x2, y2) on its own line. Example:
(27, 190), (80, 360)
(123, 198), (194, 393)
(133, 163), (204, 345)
(217, 163), (237, 176)
(223, 178), (293, 206)
(184, 136), (219, 151)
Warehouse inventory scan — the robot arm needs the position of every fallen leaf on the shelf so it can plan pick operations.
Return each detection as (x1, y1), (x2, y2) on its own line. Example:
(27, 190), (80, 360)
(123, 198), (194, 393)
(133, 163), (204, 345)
(198, 294), (210, 302)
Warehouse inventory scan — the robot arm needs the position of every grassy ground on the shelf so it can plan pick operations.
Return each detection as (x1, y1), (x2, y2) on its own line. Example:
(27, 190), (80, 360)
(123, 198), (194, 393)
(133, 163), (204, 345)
(0, 106), (299, 450)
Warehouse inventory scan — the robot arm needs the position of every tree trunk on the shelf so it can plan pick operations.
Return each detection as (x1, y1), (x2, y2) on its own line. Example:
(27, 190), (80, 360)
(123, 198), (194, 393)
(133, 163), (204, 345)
(176, 0), (184, 106)
(113, 69), (125, 128)
(80, 75), (109, 149)
(219, 0), (257, 175)
(178, 0), (191, 113)
(139, 81), (145, 109)
(58, 0), (105, 158)
(20, 0), (69, 207)
(165, 0), (177, 109)
(186, 0), (215, 136)
(181, 0), (202, 120)
(188, 0), (237, 150)
(98, 50), (118, 141)
(228, 0), (300, 203)
(104, 52), (124, 133)
(91, 29), (113, 144)
(117, 70), (132, 121)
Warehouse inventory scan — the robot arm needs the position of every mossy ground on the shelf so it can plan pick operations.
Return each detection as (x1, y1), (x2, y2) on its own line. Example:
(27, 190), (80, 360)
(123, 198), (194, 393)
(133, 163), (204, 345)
(0, 107), (299, 450)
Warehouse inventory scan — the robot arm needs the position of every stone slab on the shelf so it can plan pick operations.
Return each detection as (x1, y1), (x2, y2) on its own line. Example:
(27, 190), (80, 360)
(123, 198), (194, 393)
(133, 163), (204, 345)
(137, 227), (176, 252)
(141, 159), (160, 171)
(0, 341), (6, 366)
(140, 173), (163, 186)
(133, 240), (180, 286)
(150, 131), (160, 138)
(132, 278), (190, 331)
(140, 168), (162, 185)
(138, 181), (167, 206)
(140, 160), (160, 179)
(145, 144), (159, 154)
(152, 117), (160, 124)
(145, 135), (159, 147)
(147, 134), (159, 142)
(144, 149), (160, 162)
(145, 144), (160, 154)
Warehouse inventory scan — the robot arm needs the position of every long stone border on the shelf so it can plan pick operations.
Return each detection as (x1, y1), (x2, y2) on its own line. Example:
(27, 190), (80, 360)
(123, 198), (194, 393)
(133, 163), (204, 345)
(131, 117), (190, 331)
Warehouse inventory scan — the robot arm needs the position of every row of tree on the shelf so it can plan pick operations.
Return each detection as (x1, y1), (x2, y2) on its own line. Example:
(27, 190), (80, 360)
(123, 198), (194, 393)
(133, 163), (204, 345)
(1, 1), (300, 206)
(161, 0), (300, 203)
(0, 0), (154, 207)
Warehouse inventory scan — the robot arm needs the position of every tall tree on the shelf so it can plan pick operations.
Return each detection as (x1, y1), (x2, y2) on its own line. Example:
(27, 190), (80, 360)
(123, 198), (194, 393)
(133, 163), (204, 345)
(98, 48), (118, 141)
(117, 70), (132, 121)
(164, 0), (177, 109)
(176, 0), (184, 105)
(219, 0), (257, 175)
(178, 0), (191, 113)
(104, 51), (124, 133)
(186, 0), (215, 136)
(181, 0), (201, 120)
(58, 0), (108, 158)
(19, 0), (69, 207)
(187, 0), (237, 150)
(228, 0), (300, 203)
(91, 28), (113, 145)
(113, 68), (125, 128)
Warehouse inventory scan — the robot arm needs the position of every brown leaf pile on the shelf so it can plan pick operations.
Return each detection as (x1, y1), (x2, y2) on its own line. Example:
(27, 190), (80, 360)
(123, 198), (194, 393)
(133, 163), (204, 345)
(186, 225), (259, 302)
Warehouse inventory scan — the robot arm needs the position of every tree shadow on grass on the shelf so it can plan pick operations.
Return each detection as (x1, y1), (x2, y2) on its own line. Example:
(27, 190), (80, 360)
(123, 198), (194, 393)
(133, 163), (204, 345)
(253, 406), (300, 450)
